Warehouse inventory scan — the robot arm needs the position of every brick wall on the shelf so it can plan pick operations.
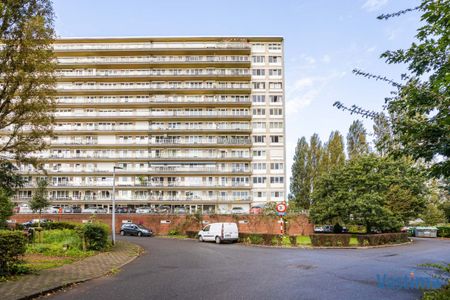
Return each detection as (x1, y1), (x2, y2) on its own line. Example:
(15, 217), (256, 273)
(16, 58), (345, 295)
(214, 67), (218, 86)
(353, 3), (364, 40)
(10, 213), (314, 235)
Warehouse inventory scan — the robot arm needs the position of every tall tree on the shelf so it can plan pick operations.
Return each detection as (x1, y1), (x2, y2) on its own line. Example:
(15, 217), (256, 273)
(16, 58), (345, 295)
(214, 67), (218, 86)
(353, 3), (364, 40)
(29, 178), (49, 226)
(373, 113), (394, 157)
(305, 134), (322, 207)
(0, 0), (56, 165)
(347, 120), (369, 159)
(0, 188), (14, 229)
(326, 131), (346, 170)
(289, 137), (310, 209)
(310, 154), (427, 233)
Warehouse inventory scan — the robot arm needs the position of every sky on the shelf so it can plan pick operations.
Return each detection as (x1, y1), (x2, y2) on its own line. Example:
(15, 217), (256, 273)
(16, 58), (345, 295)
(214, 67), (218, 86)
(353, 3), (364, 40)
(52, 0), (422, 189)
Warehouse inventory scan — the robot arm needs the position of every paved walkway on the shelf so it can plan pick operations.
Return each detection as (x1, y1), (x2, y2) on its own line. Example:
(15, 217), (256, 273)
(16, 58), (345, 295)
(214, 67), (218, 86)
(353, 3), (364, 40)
(0, 241), (142, 300)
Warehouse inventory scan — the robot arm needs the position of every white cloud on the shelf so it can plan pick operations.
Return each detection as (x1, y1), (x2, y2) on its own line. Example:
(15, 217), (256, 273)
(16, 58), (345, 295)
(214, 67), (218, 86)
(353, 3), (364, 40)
(362, 0), (388, 12)
(322, 54), (331, 63)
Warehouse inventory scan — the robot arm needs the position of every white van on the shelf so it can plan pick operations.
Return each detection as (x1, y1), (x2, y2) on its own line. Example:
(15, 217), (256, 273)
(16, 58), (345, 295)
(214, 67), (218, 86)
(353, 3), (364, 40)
(198, 222), (239, 244)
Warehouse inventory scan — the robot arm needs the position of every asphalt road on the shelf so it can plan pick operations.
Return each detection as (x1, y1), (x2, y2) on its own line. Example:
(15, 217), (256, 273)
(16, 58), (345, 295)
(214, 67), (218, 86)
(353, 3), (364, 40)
(48, 237), (450, 300)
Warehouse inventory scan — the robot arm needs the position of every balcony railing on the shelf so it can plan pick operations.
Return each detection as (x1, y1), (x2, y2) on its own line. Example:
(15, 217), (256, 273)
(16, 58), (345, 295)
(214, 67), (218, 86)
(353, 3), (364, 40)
(56, 69), (250, 77)
(54, 42), (251, 51)
(47, 153), (251, 160)
(56, 82), (251, 90)
(56, 95), (250, 104)
(53, 111), (251, 118)
(43, 167), (250, 174)
(53, 124), (251, 132)
(57, 55), (250, 64)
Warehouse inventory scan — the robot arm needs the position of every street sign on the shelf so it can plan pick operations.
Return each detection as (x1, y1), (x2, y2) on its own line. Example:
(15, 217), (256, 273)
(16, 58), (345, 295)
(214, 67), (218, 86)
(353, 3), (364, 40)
(276, 202), (287, 213)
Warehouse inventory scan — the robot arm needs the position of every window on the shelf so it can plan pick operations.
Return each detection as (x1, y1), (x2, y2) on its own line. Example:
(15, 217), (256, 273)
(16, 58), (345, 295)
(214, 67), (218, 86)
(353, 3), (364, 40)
(252, 95), (266, 103)
(253, 150), (266, 157)
(269, 82), (282, 89)
(268, 43), (282, 51)
(270, 176), (284, 184)
(270, 95), (282, 103)
(254, 191), (267, 198)
(252, 122), (266, 129)
(270, 162), (284, 170)
(270, 108), (283, 115)
(252, 43), (266, 52)
(253, 135), (266, 143)
(252, 108), (266, 116)
(269, 56), (282, 63)
(252, 163), (267, 170)
(269, 122), (283, 129)
(253, 177), (267, 184)
(252, 69), (265, 76)
(252, 56), (265, 63)
(269, 69), (282, 76)
(252, 82), (266, 90)
(270, 135), (282, 143)
(271, 191), (284, 198)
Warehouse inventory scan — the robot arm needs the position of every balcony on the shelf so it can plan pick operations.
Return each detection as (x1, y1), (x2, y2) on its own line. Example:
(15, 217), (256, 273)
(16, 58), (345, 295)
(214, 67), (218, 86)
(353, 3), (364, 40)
(57, 55), (250, 64)
(54, 42), (251, 51)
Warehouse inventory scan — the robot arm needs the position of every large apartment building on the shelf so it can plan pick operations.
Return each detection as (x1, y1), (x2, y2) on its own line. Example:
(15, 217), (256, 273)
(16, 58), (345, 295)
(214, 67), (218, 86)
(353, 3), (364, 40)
(14, 36), (286, 213)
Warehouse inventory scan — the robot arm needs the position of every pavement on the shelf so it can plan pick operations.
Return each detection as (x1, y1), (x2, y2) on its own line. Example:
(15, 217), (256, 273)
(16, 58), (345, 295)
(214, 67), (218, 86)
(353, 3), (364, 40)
(0, 241), (142, 300)
(45, 237), (450, 300)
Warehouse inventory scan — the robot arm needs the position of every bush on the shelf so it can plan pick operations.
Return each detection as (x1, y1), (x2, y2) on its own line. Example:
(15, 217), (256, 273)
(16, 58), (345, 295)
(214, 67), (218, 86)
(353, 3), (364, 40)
(78, 223), (109, 251)
(168, 229), (180, 236)
(0, 230), (27, 275)
(333, 223), (343, 233)
(27, 229), (88, 257)
(310, 234), (351, 247)
(289, 235), (298, 246)
(30, 222), (78, 230)
(356, 233), (409, 246)
(437, 226), (450, 238)
(185, 230), (198, 238)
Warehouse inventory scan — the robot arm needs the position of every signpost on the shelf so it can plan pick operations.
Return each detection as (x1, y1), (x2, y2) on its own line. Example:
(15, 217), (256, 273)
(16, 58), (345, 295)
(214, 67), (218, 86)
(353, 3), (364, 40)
(276, 202), (287, 235)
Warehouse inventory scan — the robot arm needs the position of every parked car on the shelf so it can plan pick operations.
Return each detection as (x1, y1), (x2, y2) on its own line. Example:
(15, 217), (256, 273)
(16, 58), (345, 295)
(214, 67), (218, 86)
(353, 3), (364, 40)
(249, 205), (264, 215)
(231, 207), (246, 214)
(115, 207), (129, 214)
(16, 204), (33, 214)
(198, 222), (239, 244)
(22, 219), (51, 228)
(82, 207), (106, 214)
(120, 223), (153, 237)
(63, 207), (73, 213)
(174, 207), (186, 214)
(136, 207), (153, 214)
(155, 206), (170, 214)
(314, 225), (333, 233)
(46, 206), (61, 214)
(72, 206), (82, 213)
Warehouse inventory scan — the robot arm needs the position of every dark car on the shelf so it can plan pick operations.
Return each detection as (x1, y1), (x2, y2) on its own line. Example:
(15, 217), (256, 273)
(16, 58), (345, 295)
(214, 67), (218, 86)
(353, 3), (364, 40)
(115, 207), (129, 214)
(22, 219), (51, 228)
(120, 223), (153, 237)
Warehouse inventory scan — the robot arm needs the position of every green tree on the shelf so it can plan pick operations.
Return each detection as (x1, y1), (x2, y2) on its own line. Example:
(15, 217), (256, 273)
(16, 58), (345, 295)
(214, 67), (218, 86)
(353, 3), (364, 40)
(0, 162), (23, 196)
(289, 137), (310, 208)
(29, 178), (49, 226)
(0, 0), (56, 165)
(305, 134), (322, 208)
(322, 131), (345, 172)
(0, 188), (14, 229)
(373, 113), (394, 157)
(310, 154), (427, 233)
(347, 120), (369, 159)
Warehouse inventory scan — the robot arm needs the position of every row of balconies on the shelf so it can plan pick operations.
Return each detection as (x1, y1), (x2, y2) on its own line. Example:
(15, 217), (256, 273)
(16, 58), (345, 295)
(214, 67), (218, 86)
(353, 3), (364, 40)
(53, 124), (251, 132)
(53, 42), (251, 51)
(57, 55), (250, 64)
(15, 195), (252, 202)
(21, 182), (251, 188)
(47, 153), (251, 160)
(53, 111), (251, 118)
(20, 167), (251, 174)
(56, 69), (251, 77)
(56, 82), (251, 90)
(50, 138), (251, 146)
(56, 95), (251, 104)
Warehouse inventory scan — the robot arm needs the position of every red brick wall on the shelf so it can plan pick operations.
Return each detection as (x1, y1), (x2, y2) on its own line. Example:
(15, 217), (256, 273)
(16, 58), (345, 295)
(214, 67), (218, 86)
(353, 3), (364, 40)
(9, 213), (314, 235)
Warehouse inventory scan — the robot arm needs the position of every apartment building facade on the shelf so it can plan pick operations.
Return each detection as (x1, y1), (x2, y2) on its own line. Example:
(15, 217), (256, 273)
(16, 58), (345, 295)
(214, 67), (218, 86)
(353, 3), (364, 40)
(14, 36), (286, 213)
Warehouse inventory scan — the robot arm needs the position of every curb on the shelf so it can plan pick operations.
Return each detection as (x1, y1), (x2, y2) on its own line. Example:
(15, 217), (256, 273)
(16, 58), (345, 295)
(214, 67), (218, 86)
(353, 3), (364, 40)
(15, 241), (143, 300)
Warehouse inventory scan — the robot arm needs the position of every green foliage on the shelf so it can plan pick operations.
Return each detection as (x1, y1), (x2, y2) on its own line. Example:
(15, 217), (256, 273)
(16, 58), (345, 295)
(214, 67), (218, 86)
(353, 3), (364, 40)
(0, 0), (56, 165)
(27, 229), (90, 257)
(437, 226), (450, 238)
(30, 221), (78, 230)
(310, 154), (427, 232)
(333, 223), (343, 234)
(373, 113), (394, 156)
(347, 120), (369, 160)
(0, 162), (23, 197)
(381, 0), (450, 181)
(0, 230), (27, 275)
(29, 178), (50, 217)
(289, 137), (310, 208)
(310, 234), (351, 247)
(168, 229), (180, 236)
(440, 201), (450, 223)
(421, 203), (447, 225)
(0, 189), (13, 229)
(355, 233), (409, 246)
(77, 223), (110, 251)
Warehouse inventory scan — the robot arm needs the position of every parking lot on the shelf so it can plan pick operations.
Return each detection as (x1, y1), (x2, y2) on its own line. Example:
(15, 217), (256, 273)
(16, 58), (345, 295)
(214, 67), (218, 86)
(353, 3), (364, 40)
(49, 237), (450, 300)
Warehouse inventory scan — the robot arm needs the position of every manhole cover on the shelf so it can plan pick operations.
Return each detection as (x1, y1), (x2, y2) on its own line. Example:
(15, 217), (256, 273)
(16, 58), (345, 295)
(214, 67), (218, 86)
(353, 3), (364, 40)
(288, 264), (317, 270)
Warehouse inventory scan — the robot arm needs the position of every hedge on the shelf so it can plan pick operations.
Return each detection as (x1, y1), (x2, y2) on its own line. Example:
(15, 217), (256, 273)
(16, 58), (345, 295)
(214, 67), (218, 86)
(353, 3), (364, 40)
(0, 230), (27, 275)
(32, 222), (78, 230)
(186, 230), (198, 238)
(77, 223), (109, 251)
(437, 226), (450, 238)
(310, 234), (351, 247)
(356, 233), (409, 246)
(239, 233), (281, 246)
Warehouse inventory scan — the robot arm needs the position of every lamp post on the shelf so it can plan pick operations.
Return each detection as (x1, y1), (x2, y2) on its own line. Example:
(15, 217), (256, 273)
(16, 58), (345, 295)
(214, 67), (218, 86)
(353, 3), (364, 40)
(112, 166), (123, 245)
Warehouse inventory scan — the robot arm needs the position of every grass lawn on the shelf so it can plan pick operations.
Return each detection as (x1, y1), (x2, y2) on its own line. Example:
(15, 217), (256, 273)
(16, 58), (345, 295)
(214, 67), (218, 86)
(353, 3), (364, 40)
(296, 236), (311, 246)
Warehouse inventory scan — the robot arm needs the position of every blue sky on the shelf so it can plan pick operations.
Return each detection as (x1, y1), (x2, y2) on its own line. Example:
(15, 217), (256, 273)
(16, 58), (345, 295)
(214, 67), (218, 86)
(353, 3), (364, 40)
(52, 0), (422, 183)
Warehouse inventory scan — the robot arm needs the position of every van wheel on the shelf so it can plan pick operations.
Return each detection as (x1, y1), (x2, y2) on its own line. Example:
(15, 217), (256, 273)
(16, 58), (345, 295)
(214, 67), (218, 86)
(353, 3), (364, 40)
(120, 231), (125, 236)
(215, 236), (221, 244)
(138, 232), (142, 237)
(199, 235), (204, 242)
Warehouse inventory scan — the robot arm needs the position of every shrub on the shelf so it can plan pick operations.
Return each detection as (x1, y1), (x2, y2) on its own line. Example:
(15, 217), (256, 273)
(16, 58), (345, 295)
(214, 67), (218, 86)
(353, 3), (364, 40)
(437, 226), (450, 238)
(356, 233), (409, 246)
(0, 230), (27, 275)
(30, 222), (78, 230)
(27, 229), (89, 257)
(310, 234), (351, 247)
(261, 234), (276, 245)
(248, 234), (264, 245)
(333, 223), (343, 233)
(168, 229), (180, 236)
(78, 223), (109, 251)
(185, 230), (198, 238)
(289, 235), (298, 246)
